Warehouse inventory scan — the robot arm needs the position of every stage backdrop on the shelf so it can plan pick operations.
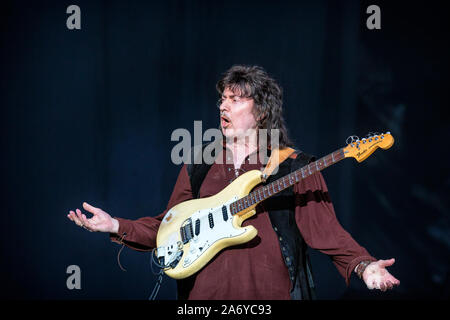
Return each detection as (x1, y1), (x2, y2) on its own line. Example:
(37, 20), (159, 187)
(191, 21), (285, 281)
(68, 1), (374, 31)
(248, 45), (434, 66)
(1, 0), (448, 299)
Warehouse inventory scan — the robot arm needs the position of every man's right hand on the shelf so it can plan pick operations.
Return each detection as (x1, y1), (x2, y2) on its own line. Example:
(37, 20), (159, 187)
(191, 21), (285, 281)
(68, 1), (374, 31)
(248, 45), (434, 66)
(67, 202), (119, 234)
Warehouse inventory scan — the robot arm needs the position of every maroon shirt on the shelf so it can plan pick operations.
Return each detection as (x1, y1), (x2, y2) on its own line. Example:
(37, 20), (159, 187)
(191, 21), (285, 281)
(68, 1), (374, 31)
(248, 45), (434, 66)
(110, 147), (376, 299)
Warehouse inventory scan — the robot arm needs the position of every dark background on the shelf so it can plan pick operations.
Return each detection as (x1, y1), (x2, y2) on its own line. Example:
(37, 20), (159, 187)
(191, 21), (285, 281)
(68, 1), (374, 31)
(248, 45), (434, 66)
(1, 0), (449, 300)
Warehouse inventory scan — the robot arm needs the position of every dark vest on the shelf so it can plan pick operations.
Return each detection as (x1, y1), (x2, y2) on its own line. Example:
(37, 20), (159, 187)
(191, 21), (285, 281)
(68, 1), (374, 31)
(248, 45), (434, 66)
(178, 143), (317, 300)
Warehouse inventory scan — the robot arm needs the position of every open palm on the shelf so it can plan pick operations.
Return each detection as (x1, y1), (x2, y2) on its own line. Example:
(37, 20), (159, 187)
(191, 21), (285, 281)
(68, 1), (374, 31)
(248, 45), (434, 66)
(67, 202), (119, 233)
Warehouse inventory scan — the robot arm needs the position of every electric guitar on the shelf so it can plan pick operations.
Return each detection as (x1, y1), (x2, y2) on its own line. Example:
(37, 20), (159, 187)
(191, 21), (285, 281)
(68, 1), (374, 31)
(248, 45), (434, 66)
(156, 132), (394, 279)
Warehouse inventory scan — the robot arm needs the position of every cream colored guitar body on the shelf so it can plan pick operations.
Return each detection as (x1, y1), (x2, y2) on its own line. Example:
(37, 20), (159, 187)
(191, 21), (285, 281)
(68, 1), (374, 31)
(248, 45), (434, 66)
(156, 170), (263, 279)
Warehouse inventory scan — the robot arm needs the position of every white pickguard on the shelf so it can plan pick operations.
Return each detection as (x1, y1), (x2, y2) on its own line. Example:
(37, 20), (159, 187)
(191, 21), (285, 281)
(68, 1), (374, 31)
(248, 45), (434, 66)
(182, 197), (247, 268)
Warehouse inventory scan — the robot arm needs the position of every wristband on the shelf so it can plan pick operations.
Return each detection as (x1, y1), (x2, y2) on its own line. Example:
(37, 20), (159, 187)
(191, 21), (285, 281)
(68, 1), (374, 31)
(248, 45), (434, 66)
(355, 260), (372, 279)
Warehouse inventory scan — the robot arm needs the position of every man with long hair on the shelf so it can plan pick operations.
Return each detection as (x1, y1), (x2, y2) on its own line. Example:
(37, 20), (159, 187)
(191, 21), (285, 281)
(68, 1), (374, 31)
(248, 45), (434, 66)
(67, 65), (400, 299)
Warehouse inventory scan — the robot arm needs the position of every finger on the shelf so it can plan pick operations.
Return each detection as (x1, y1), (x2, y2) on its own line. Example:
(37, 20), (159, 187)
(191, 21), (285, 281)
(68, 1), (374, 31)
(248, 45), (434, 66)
(69, 210), (82, 226)
(78, 209), (95, 231)
(68, 210), (77, 220)
(386, 280), (393, 290)
(379, 282), (386, 292)
(379, 258), (395, 268)
(75, 209), (85, 224)
(76, 208), (87, 221)
(83, 202), (99, 215)
(81, 214), (96, 231)
(80, 213), (91, 226)
(386, 274), (400, 285)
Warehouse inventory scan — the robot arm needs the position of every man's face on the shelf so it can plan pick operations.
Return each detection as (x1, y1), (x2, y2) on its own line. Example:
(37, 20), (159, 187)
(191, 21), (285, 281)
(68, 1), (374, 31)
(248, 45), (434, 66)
(219, 87), (257, 139)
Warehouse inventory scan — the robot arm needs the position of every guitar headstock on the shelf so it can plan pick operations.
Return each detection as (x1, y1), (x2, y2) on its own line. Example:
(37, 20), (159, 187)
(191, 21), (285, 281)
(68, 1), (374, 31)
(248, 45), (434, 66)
(343, 132), (394, 162)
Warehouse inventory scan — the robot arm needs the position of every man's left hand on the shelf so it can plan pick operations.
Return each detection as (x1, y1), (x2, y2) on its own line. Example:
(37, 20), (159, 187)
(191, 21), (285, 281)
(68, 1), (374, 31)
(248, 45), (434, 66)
(363, 258), (400, 291)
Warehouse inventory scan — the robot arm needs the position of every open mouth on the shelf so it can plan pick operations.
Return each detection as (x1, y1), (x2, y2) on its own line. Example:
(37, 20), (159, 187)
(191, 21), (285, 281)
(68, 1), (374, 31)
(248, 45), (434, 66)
(221, 115), (231, 128)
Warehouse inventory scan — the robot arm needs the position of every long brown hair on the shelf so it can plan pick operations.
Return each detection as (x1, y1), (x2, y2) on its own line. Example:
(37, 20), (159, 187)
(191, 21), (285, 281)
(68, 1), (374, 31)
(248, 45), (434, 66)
(216, 65), (293, 148)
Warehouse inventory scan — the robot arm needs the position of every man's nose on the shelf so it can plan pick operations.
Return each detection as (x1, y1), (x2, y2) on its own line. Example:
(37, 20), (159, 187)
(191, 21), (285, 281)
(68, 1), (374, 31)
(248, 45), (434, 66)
(219, 100), (230, 112)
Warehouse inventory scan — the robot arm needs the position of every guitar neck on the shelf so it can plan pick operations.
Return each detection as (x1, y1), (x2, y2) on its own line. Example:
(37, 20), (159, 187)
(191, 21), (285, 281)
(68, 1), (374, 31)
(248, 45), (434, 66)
(229, 148), (346, 215)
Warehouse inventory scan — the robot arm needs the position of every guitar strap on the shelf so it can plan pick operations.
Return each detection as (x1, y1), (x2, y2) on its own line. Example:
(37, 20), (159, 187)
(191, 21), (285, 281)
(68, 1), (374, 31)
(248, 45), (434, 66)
(187, 142), (296, 198)
(261, 147), (296, 180)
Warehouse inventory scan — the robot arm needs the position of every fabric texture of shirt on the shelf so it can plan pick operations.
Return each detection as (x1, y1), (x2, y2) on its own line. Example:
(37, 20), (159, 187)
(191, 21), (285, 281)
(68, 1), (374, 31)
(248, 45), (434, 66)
(110, 146), (376, 299)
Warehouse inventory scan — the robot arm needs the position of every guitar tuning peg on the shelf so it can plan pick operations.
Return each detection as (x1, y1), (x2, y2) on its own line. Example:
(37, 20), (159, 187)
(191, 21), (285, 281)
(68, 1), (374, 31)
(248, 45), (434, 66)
(346, 135), (360, 145)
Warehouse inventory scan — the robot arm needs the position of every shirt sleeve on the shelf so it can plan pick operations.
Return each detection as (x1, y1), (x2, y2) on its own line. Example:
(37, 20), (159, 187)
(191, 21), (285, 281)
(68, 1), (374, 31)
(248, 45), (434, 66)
(294, 171), (377, 285)
(109, 164), (194, 251)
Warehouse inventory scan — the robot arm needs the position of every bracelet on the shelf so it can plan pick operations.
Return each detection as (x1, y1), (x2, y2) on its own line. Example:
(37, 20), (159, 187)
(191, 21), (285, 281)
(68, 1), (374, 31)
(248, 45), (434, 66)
(355, 260), (372, 279)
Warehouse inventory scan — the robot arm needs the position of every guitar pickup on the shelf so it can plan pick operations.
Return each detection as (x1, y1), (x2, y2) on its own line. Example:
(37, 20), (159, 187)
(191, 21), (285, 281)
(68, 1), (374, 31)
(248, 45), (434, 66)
(195, 219), (200, 236)
(222, 205), (228, 221)
(180, 219), (194, 244)
(208, 213), (214, 228)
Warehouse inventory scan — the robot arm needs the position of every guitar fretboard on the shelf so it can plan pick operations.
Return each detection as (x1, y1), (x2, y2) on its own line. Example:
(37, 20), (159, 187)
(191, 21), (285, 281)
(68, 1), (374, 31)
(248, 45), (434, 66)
(229, 148), (346, 215)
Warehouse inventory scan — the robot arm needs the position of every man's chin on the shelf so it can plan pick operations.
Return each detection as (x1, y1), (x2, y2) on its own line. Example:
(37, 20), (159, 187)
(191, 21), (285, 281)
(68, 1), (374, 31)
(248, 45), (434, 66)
(221, 127), (233, 137)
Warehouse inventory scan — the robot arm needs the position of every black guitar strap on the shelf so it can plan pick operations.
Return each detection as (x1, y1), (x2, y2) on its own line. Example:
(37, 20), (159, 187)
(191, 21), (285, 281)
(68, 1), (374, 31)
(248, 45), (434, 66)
(187, 141), (295, 197)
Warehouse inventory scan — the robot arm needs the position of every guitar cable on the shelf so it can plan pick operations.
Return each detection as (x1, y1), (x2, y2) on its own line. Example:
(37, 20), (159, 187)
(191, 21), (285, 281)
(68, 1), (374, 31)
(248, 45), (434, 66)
(148, 248), (167, 300)
(115, 233), (166, 300)
(148, 268), (164, 300)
